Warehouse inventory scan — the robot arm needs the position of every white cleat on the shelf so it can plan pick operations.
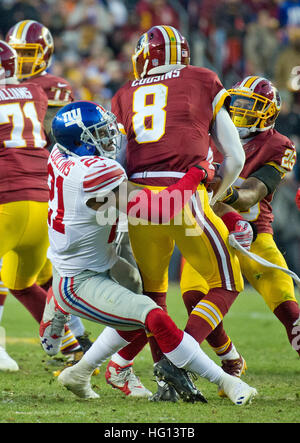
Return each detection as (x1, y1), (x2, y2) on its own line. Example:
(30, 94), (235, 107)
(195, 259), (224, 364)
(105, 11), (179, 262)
(219, 373), (257, 406)
(105, 360), (152, 398)
(0, 346), (19, 372)
(57, 365), (99, 399)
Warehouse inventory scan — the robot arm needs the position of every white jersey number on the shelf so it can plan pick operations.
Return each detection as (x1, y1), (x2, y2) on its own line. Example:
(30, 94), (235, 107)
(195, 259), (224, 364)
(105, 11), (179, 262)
(132, 84), (168, 143)
(0, 101), (45, 148)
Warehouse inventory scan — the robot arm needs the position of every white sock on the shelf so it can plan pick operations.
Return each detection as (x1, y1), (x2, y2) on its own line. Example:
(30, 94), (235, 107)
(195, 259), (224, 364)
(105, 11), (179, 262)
(83, 327), (129, 368)
(110, 352), (134, 367)
(219, 344), (239, 361)
(165, 332), (223, 385)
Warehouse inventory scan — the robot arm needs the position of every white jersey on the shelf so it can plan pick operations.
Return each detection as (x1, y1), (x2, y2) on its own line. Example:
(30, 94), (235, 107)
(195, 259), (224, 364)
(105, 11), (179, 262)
(47, 145), (127, 277)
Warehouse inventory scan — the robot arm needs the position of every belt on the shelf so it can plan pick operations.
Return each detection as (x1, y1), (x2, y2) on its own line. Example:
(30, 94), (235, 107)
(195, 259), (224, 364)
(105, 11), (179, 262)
(130, 171), (185, 179)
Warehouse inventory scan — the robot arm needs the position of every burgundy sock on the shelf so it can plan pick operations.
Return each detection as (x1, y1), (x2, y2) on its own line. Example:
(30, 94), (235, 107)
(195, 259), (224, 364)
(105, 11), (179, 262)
(183, 290), (206, 315)
(10, 284), (47, 323)
(118, 331), (148, 361)
(274, 300), (300, 355)
(206, 321), (233, 355)
(0, 293), (7, 307)
(184, 287), (238, 344)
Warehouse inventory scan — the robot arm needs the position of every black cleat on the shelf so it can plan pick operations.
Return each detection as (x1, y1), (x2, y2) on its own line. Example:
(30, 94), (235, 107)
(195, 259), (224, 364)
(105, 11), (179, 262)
(76, 331), (93, 354)
(149, 380), (179, 402)
(154, 357), (208, 403)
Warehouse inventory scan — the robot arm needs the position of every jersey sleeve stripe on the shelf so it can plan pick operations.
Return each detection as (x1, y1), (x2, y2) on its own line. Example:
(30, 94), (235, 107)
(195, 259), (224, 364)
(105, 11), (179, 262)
(84, 175), (124, 193)
(84, 165), (116, 179)
(83, 169), (125, 191)
(212, 88), (230, 122)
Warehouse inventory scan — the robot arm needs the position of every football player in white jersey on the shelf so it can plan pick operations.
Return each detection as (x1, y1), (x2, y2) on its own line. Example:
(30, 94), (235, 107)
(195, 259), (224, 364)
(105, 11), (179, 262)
(39, 100), (257, 405)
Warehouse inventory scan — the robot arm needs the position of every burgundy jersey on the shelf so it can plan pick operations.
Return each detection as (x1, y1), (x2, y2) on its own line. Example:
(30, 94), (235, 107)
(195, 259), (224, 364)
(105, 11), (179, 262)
(112, 65), (230, 186)
(24, 72), (74, 107)
(214, 129), (296, 234)
(0, 82), (49, 204)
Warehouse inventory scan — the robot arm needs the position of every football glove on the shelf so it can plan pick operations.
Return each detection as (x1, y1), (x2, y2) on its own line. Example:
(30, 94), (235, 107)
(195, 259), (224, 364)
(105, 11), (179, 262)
(193, 160), (215, 184)
(222, 211), (254, 251)
(229, 220), (253, 251)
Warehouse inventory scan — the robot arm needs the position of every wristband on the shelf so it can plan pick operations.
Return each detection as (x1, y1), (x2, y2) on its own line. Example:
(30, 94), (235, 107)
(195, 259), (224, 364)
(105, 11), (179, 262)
(223, 187), (239, 205)
(221, 211), (244, 232)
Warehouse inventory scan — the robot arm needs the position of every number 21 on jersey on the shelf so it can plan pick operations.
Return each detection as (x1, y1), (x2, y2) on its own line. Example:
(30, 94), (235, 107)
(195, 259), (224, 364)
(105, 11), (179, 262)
(132, 84), (168, 143)
(48, 163), (65, 234)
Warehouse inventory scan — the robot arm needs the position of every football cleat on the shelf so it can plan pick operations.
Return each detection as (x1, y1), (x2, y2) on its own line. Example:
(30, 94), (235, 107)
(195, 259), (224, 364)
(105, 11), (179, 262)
(105, 360), (152, 398)
(76, 331), (93, 354)
(0, 346), (19, 372)
(218, 354), (247, 397)
(153, 357), (207, 403)
(218, 373), (257, 406)
(52, 351), (100, 377)
(149, 378), (179, 402)
(57, 365), (99, 399)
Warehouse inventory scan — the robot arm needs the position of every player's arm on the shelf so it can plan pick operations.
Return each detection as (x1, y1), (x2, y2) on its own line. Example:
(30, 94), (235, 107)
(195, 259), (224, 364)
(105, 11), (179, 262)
(44, 106), (61, 136)
(210, 106), (245, 204)
(220, 164), (283, 212)
(86, 161), (214, 222)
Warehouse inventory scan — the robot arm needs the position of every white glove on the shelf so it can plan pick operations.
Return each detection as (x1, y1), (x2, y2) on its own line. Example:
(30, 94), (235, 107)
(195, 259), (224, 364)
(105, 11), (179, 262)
(229, 220), (253, 251)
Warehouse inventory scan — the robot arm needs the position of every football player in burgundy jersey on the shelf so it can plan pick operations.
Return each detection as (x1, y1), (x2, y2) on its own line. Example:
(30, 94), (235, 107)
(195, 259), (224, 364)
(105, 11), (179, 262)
(39, 100), (257, 405)
(4, 20), (92, 362)
(6, 20), (74, 137)
(104, 25), (256, 401)
(181, 77), (300, 389)
(0, 40), (50, 371)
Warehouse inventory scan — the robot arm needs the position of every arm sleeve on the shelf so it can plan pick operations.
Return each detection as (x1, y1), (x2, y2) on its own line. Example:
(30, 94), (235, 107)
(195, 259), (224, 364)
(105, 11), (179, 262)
(210, 106), (245, 204)
(127, 166), (207, 223)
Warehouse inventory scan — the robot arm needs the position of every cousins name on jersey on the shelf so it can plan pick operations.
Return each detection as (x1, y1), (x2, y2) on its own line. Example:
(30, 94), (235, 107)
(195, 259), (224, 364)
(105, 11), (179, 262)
(0, 86), (33, 101)
(131, 69), (181, 87)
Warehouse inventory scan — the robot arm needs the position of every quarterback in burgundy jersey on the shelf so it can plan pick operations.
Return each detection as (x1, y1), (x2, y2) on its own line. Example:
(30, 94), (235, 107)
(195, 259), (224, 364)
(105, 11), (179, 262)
(181, 77), (300, 379)
(107, 25), (257, 402)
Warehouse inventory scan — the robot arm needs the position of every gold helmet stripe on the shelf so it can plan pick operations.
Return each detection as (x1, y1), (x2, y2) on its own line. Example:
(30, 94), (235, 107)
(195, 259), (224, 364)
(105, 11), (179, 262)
(243, 76), (259, 88)
(162, 25), (178, 64)
(16, 20), (31, 40)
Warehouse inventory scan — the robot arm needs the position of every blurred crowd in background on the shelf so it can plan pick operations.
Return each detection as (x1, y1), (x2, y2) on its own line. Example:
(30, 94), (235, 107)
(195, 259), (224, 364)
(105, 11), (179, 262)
(0, 0), (300, 280)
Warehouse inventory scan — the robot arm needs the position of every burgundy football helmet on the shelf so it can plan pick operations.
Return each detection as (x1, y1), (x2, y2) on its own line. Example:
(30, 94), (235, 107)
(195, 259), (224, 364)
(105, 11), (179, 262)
(6, 20), (54, 80)
(132, 25), (190, 80)
(0, 40), (18, 83)
(228, 76), (281, 132)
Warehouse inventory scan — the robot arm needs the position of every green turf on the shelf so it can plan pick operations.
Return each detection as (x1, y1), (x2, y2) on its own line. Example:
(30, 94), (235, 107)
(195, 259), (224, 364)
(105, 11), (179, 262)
(0, 285), (299, 423)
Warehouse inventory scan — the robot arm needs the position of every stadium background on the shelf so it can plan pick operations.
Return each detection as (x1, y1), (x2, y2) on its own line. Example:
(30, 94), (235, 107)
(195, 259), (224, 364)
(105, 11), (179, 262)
(1, 0), (300, 281)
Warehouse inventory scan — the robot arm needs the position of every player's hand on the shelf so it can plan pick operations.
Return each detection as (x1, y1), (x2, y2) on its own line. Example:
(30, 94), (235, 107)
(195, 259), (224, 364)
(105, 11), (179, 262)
(229, 220), (253, 250)
(193, 160), (215, 184)
(295, 188), (300, 210)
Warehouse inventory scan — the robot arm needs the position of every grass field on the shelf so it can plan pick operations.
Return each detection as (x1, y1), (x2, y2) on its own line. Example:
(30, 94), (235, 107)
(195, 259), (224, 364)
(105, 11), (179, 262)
(0, 284), (300, 424)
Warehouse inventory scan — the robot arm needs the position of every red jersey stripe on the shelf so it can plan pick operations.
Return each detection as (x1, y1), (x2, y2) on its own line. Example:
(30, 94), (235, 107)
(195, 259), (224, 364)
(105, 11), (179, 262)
(83, 168), (124, 190)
